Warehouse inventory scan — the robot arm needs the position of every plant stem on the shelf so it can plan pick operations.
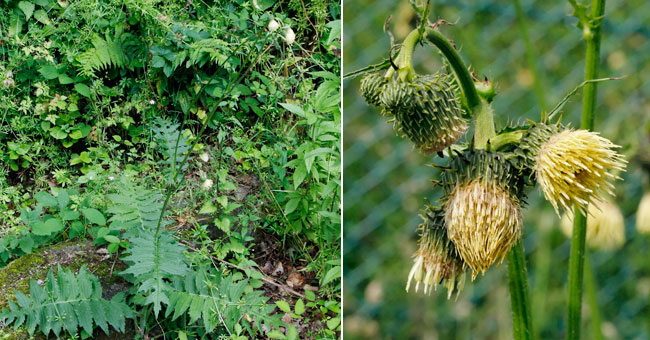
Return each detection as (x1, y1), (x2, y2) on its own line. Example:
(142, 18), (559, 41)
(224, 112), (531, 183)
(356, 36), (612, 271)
(512, 0), (547, 113)
(566, 1), (605, 339)
(507, 240), (534, 340)
(584, 253), (603, 340)
(424, 28), (481, 111)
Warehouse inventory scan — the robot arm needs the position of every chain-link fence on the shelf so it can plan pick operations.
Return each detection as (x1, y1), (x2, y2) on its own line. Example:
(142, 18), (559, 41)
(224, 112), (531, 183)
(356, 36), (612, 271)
(343, 1), (650, 339)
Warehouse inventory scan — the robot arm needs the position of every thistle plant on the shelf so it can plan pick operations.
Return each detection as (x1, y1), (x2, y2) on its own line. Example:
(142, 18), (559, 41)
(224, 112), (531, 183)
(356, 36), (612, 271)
(347, 0), (626, 339)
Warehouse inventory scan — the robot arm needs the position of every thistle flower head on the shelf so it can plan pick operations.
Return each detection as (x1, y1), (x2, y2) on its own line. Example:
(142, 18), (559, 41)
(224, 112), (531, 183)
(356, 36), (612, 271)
(532, 126), (626, 215)
(442, 151), (525, 277)
(560, 200), (625, 250)
(379, 73), (468, 154)
(636, 193), (650, 235)
(359, 71), (389, 109)
(406, 205), (466, 298)
(268, 19), (280, 32)
(284, 27), (296, 44)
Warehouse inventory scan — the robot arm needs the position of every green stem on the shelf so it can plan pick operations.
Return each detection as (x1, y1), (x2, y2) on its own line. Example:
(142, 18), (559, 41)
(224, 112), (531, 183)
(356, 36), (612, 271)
(584, 253), (603, 340)
(566, 1), (605, 339)
(512, 0), (547, 113)
(385, 29), (420, 81)
(474, 101), (496, 149)
(507, 240), (534, 340)
(424, 28), (481, 111)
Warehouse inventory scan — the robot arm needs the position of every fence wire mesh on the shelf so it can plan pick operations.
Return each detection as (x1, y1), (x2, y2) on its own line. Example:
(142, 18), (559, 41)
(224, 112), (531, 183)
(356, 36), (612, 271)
(343, 0), (650, 339)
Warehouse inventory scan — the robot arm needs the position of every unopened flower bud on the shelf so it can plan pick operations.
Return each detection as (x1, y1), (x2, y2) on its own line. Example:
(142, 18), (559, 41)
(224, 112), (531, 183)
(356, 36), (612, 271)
(202, 179), (214, 190)
(379, 73), (468, 154)
(560, 200), (625, 250)
(284, 27), (295, 44)
(636, 193), (650, 235)
(268, 19), (280, 32)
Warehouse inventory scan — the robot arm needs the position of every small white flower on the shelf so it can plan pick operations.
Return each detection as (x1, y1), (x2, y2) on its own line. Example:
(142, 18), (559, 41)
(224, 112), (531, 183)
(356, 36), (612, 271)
(284, 27), (295, 44)
(202, 179), (214, 190)
(3, 79), (14, 88)
(200, 152), (209, 162)
(149, 99), (156, 105)
(6, 70), (13, 77)
(268, 19), (280, 32)
(108, 176), (115, 181)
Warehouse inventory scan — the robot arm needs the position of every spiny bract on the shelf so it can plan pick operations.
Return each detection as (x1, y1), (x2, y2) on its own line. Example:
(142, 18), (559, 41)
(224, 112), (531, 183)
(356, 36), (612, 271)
(406, 204), (466, 298)
(380, 73), (468, 154)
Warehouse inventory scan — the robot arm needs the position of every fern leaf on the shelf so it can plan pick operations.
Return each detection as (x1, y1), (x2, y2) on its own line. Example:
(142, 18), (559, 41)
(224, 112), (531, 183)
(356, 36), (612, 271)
(106, 177), (164, 234)
(151, 118), (193, 182)
(0, 266), (132, 337)
(166, 269), (281, 335)
(121, 230), (188, 315)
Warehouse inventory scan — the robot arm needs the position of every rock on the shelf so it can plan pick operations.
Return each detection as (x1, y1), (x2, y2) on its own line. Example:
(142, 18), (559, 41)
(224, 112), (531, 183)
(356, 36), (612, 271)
(0, 240), (133, 339)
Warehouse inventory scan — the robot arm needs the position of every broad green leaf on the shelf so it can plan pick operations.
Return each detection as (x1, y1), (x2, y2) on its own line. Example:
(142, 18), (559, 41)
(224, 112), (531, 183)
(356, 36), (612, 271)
(326, 317), (340, 330)
(81, 208), (106, 226)
(292, 164), (307, 190)
(275, 300), (291, 314)
(103, 235), (120, 244)
(279, 103), (305, 117)
(287, 325), (298, 340)
(74, 83), (91, 97)
(34, 191), (57, 207)
(294, 299), (305, 315)
(198, 201), (217, 214)
(18, 1), (35, 20)
(58, 74), (74, 84)
(321, 266), (341, 286)
(284, 198), (300, 215)
(60, 209), (80, 221)
(215, 217), (231, 233)
(304, 290), (316, 301)
(32, 218), (64, 236)
(33, 9), (49, 24)
(57, 190), (70, 208)
(38, 65), (59, 80)
(49, 127), (68, 140)
(267, 330), (286, 339)
(19, 236), (34, 254)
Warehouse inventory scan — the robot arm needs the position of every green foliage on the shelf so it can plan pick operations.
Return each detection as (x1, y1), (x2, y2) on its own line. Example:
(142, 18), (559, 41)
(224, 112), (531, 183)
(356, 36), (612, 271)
(151, 118), (193, 182)
(0, 266), (133, 337)
(166, 269), (281, 337)
(106, 177), (164, 233)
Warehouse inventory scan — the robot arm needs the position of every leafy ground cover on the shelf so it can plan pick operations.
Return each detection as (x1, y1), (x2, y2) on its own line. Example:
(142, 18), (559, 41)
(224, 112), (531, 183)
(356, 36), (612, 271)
(0, 0), (341, 339)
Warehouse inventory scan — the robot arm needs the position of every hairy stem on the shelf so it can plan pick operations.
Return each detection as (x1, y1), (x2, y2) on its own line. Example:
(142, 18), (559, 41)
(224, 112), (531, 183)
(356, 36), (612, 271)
(507, 240), (534, 340)
(567, 0), (605, 339)
(584, 253), (604, 340)
(424, 28), (481, 111)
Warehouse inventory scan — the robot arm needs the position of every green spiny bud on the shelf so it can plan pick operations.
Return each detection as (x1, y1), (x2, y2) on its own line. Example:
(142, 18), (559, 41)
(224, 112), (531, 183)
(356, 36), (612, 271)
(360, 71), (389, 109)
(380, 73), (468, 154)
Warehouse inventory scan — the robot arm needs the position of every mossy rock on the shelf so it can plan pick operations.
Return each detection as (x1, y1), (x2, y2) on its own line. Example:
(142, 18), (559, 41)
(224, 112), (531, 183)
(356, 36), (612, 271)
(0, 240), (133, 340)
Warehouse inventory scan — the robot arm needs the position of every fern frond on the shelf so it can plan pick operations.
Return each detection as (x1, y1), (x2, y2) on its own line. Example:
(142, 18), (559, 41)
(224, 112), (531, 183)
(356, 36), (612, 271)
(166, 269), (281, 336)
(121, 230), (188, 315)
(76, 32), (138, 77)
(0, 266), (132, 337)
(151, 118), (193, 182)
(106, 177), (164, 235)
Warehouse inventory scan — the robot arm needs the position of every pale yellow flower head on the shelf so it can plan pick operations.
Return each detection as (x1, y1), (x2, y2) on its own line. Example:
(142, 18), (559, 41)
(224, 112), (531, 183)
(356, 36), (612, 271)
(406, 205), (466, 298)
(536, 129), (626, 215)
(445, 180), (522, 278)
(560, 200), (625, 250)
(636, 193), (650, 235)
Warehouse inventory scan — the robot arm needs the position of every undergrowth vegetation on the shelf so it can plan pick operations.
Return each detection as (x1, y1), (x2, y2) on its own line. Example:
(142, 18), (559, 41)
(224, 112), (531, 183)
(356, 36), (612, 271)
(0, 0), (341, 339)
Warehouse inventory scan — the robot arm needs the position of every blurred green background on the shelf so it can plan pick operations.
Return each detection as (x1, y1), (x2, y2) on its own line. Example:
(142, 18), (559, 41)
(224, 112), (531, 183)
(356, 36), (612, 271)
(343, 1), (650, 339)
